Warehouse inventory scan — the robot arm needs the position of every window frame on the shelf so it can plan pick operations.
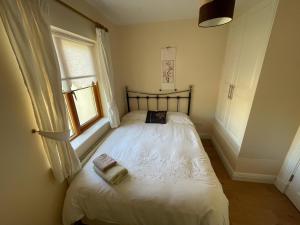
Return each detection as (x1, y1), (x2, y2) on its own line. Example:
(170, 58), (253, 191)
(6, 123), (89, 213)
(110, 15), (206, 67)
(51, 26), (104, 140)
(64, 82), (103, 140)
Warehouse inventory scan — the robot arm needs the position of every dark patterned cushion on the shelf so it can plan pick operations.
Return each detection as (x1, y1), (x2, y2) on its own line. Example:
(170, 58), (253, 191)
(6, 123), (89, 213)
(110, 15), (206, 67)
(145, 111), (167, 124)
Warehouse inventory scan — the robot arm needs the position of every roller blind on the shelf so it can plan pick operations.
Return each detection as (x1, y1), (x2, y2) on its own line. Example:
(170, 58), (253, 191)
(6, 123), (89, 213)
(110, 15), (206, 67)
(52, 33), (97, 92)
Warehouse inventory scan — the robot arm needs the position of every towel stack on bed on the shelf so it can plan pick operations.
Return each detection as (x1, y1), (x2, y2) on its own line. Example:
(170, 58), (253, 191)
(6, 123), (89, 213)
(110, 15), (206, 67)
(93, 154), (128, 185)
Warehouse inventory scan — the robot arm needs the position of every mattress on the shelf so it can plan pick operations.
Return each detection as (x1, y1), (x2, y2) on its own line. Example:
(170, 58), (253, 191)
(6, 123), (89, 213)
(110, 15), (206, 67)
(63, 111), (229, 225)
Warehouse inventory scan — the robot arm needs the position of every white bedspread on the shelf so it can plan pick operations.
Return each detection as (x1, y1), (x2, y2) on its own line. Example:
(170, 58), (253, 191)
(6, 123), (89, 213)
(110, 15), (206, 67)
(63, 111), (229, 225)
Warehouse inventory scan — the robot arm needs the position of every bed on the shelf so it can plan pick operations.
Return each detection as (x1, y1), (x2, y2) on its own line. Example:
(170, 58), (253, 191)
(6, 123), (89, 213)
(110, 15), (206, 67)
(63, 87), (229, 225)
(63, 111), (229, 225)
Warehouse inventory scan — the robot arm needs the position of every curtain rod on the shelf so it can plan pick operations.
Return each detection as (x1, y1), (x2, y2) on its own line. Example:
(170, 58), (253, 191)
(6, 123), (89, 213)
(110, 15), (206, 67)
(55, 0), (109, 32)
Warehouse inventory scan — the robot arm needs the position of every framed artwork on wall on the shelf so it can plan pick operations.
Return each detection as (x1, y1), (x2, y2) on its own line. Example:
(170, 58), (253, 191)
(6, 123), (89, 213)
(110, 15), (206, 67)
(161, 47), (176, 90)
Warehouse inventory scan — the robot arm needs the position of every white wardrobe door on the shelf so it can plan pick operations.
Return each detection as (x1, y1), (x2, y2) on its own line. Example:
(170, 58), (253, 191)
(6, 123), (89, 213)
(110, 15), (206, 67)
(277, 126), (300, 210)
(286, 164), (300, 211)
(215, 19), (243, 127)
(226, 0), (276, 146)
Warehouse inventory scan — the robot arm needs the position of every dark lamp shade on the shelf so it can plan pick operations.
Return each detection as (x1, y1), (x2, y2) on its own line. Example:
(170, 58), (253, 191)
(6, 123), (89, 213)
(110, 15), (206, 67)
(198, 0), (235, 27)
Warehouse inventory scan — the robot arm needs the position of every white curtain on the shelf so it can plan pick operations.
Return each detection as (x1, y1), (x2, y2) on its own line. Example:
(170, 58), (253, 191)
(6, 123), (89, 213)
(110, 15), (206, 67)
(96, 28), (120, 128)
(0, 0), (81, 182)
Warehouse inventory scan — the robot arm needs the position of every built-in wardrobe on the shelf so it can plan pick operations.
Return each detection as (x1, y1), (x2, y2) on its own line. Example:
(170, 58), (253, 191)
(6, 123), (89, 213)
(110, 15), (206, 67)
(214, 0), (279, 153)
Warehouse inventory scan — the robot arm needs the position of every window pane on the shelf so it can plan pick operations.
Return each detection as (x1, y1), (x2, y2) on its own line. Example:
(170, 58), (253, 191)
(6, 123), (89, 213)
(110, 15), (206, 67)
(61, 39), (96, 78)
(73, 87), (98, 125)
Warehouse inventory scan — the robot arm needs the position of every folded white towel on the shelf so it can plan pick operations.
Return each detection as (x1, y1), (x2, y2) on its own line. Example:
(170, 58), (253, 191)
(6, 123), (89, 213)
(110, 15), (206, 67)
(93, 154), (117, 171)
(94, 164), (128, 185)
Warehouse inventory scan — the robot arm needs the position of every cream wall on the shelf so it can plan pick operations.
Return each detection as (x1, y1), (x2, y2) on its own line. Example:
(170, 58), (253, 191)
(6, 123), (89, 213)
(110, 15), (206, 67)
(113, 19), (228, 135)
(0, 1), (114, 225)
(49, 0), (96, 40)
(49, 0), (117, 38)
(237, 0), (300, 175)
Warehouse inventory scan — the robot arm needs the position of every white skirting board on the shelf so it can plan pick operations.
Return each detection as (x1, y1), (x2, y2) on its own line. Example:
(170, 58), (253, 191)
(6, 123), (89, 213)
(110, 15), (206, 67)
(232, 172), (276, 184)
(210, 136), (276, 184)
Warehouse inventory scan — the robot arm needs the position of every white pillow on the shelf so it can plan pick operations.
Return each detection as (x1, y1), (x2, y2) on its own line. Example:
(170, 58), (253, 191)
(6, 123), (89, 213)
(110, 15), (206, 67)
(167, 112), (194, 125)
(122, 111), (193, 126)
(122, 111), (147, 122)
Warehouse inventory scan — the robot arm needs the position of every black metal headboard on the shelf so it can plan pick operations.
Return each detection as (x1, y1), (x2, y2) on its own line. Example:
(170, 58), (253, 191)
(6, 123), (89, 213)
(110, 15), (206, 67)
(125, 85), (193, 115)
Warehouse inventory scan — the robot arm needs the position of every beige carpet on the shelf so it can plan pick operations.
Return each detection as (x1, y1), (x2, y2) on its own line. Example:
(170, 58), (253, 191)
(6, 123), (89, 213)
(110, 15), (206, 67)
(202, 139), (300, 225)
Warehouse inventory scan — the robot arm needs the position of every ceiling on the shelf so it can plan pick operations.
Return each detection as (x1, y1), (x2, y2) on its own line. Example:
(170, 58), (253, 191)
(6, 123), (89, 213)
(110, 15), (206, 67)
(84, 0), (262, 25)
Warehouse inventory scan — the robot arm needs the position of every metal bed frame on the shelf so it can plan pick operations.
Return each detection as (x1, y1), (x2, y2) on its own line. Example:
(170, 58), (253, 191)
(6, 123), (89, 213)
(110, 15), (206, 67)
(125, 85), (193, 115)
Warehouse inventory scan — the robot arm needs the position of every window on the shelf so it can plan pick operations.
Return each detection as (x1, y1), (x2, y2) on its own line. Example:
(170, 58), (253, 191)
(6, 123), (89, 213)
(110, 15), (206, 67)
(52, 27), (103, 140)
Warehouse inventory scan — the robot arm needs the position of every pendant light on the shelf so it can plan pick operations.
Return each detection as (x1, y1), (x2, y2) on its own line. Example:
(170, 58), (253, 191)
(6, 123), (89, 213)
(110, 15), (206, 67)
(198, 0), (236, 28)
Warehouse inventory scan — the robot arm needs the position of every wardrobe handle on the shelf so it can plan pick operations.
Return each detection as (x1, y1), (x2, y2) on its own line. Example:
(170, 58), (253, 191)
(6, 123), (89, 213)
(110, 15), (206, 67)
(230, 85), (235, 99)
(227, 85), (232, 99)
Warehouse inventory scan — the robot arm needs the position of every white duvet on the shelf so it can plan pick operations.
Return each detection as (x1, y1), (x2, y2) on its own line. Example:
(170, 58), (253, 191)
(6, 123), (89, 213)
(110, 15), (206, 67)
(63, 111), (229, 225)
